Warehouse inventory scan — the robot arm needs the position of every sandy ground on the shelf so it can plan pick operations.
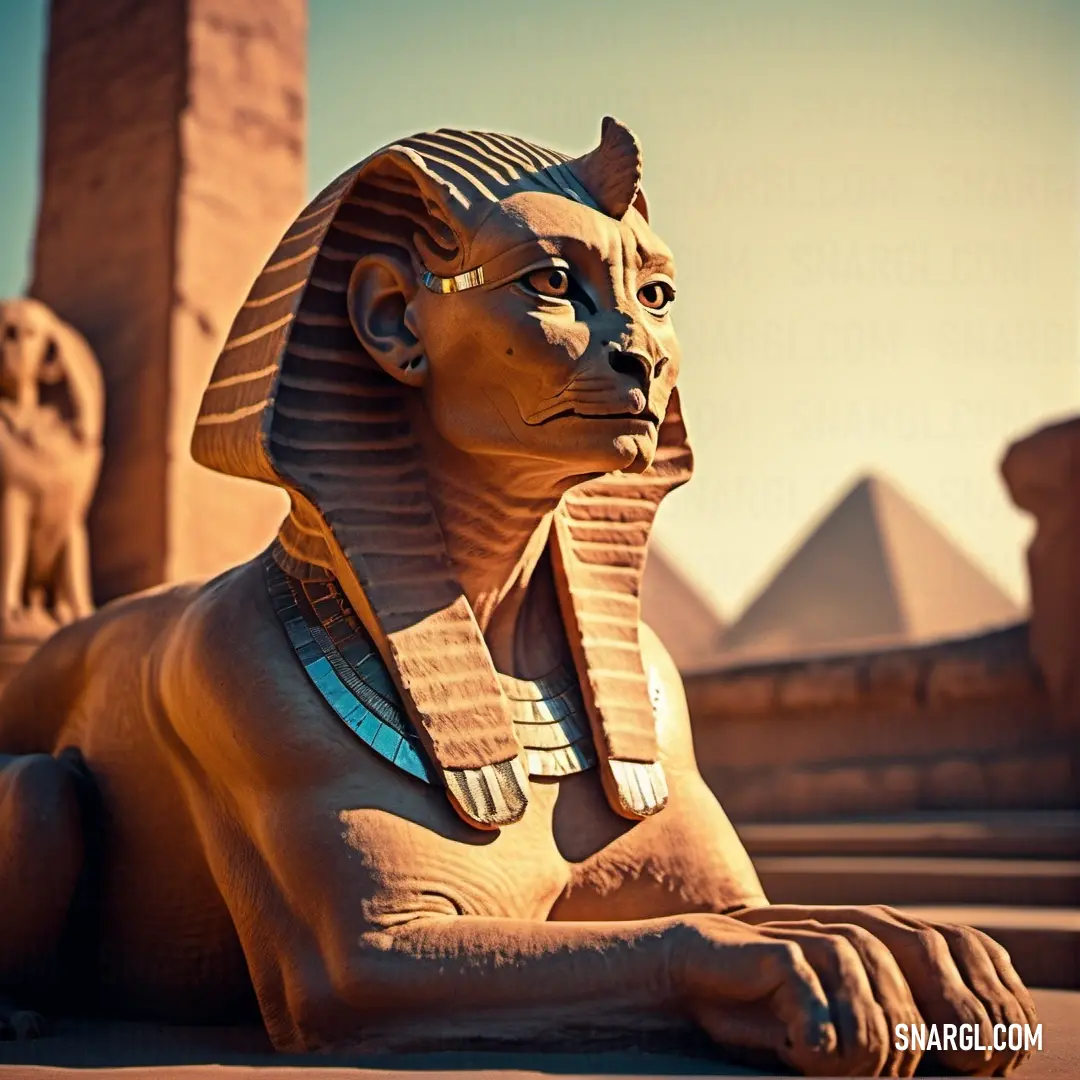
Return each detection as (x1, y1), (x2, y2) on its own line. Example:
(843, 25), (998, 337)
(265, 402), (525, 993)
(0, 990), (1075, 1079)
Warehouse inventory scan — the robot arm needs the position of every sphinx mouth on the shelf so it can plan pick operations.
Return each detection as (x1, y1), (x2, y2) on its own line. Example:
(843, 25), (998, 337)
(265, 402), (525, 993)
(530, 408), (660, 427)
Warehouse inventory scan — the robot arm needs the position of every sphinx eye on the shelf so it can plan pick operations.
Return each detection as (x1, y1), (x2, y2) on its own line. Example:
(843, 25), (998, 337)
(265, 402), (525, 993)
(517, 265), (597, 314)
(638, 280), (675, 314)
(524, 267), (571, 298)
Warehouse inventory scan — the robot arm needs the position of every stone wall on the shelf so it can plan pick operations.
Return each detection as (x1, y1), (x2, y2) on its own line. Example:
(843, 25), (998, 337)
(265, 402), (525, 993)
(31, 0), (302, 601)
(686, 622), (1074, 821)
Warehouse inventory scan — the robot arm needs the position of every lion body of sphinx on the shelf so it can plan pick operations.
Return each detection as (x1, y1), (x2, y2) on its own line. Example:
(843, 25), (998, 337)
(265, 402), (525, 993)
(0, 552), (757, 1037)
(0, 121), (1039, 1075)
(0, 119), (756, 1042)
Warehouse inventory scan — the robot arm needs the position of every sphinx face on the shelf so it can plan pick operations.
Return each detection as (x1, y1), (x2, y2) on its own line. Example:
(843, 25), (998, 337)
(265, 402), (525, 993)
(0, 300), (50, 410)
(411, 191), (681, 479)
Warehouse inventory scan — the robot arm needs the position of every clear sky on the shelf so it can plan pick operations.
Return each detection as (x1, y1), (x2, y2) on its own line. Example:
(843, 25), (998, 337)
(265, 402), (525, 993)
(1, 0), (1077, 618)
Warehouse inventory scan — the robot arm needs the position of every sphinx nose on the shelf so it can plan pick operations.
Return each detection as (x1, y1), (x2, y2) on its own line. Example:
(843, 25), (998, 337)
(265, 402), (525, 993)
(607, 348), (652, 392)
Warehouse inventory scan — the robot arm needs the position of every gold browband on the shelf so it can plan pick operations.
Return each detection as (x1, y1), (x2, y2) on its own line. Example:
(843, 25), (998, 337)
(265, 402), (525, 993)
(419, 267), (485, 293)
(418, 238), (573, 298)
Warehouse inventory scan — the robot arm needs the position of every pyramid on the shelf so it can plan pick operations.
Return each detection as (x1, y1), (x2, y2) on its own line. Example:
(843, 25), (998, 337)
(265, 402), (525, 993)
(640, 545), (728, 671)
(720, 473), (1023, 662)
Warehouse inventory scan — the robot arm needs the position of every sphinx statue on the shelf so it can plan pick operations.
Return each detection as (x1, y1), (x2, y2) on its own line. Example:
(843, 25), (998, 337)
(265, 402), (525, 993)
(0, 121), (1036, 1075)
(0, 298), (101, 668)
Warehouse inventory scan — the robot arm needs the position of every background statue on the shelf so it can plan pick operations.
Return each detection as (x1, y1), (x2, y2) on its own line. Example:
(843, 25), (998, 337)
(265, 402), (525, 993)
(0, 122), (1035, 1076)
(0, 298), (101, 644)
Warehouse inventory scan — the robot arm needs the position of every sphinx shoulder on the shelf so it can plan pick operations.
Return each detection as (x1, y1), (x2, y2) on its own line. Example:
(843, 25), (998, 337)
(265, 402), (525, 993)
(158, 558), (368, 788)
(638, 621), (687, 704)
(160, 558), (287, 717)
(637, 621), (695, 762)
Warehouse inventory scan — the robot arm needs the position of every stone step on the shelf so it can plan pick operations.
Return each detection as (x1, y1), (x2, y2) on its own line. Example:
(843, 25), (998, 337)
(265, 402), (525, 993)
(737, 811), (1080, 860)
(755, 855), (1080, 907)
(902, 906), (1080, 990)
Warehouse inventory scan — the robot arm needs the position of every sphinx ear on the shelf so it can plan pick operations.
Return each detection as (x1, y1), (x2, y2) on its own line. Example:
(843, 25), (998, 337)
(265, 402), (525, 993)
(346, 253), (428, 388)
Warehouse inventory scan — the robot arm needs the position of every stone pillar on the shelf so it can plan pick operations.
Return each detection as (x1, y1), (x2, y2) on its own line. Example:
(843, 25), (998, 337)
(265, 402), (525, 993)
(30, 0), (302, 602)
(1001, 416), (1080, 732)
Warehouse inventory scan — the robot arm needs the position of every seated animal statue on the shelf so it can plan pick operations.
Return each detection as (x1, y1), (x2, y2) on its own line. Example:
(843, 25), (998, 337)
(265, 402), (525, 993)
(0, 298), (102, 644)
(0, 120), (1036, 1076)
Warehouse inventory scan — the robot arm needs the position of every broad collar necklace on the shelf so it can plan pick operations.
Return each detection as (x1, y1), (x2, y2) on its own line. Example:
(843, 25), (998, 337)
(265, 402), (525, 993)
(264, 546), (597, 784)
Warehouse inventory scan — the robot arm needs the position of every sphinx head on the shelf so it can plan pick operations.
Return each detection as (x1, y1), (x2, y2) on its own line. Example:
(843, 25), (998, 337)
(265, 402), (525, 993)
(194, 120), (693, 829)
(343, 118), (681, 482)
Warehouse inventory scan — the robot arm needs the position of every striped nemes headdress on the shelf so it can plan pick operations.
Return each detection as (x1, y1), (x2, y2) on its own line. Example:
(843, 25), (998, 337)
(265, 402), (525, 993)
(193, 117), (694, 831)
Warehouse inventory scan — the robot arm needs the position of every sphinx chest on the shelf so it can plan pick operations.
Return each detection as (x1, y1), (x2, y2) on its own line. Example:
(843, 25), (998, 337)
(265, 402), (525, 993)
(264, 552), (597, 784)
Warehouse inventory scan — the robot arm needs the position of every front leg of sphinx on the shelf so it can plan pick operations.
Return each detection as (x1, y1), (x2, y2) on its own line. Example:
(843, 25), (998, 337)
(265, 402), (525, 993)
(548, 629), (926, 1076)
(609, 634), (1037, 1076)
